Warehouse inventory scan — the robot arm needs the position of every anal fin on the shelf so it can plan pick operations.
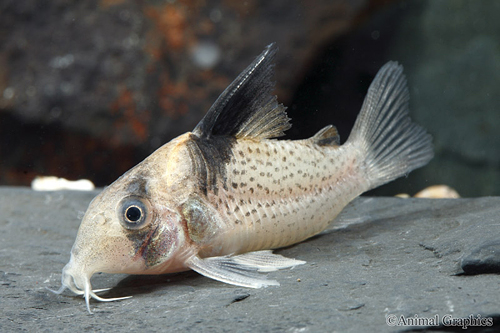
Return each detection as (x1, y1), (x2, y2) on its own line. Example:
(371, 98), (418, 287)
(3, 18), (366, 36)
(186, 250), (305, 288)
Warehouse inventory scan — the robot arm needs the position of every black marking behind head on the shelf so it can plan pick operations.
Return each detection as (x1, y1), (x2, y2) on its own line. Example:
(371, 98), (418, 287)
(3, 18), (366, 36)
(192, 43), (291, 141)
(186, 134), (234, 196)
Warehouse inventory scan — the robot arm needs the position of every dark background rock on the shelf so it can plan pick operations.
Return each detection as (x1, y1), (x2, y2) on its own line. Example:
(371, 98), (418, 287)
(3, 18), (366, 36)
(289, 0), (500, 197)
(1, 188), (500, 331)
(0, 0), (373, 186)
(0, 0), (499, 196)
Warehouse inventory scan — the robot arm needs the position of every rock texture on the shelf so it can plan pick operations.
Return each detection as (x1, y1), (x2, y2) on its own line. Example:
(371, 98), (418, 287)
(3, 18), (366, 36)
(0, 0), (372, 187)
(1, 187), (499, 331)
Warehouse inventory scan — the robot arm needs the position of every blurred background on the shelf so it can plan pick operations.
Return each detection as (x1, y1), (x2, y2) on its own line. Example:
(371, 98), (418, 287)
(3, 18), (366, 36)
(0, 0), (498, 196)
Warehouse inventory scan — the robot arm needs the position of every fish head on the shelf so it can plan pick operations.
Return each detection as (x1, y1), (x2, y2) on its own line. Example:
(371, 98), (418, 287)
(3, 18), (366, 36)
(55, 139), (194, 312)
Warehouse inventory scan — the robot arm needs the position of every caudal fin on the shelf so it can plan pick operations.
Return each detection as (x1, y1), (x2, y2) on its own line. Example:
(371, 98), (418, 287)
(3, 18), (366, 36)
(347, 62), (434, 190)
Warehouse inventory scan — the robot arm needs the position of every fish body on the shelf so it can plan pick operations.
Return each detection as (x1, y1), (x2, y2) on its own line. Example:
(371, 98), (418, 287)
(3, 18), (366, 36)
(50, 44), (433, 312)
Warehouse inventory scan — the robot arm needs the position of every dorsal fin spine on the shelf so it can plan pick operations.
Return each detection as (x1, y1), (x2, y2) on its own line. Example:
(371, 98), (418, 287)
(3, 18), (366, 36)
(192, 43), (291, 141)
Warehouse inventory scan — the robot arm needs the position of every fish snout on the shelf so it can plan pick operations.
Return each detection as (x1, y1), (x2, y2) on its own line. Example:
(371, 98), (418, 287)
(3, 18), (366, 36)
(60, 257), (91, 296)
(52, 256), (131, 313)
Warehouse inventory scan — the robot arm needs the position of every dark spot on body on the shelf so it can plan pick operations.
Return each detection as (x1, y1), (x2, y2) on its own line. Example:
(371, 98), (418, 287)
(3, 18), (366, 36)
(126, 174), (150, 198)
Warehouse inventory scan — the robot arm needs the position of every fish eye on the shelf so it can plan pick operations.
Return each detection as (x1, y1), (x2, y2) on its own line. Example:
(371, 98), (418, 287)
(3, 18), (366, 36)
(118, 196), (153, 230)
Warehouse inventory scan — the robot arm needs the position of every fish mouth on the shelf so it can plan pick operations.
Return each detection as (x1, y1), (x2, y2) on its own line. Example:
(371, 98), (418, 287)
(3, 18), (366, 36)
(47, 259), (132, 314)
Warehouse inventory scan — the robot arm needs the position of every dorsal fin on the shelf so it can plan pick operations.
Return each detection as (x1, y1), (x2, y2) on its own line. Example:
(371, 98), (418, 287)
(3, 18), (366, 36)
(192, 43), (291, 141)
(310, 125), (340, 146)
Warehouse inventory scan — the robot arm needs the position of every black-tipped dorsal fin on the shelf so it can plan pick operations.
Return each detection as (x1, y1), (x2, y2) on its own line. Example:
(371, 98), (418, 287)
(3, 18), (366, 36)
(192, 43), (291, 141)
(310, 125), (340, 146)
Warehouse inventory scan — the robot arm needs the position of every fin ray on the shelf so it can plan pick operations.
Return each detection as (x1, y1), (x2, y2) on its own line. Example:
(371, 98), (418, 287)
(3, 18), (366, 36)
(231, 250), (306, 272)
(192, 43), (291, 141)
(186, 251), (305, 288)
(347, 61), (433, 189)
(310, 125), (340, 146)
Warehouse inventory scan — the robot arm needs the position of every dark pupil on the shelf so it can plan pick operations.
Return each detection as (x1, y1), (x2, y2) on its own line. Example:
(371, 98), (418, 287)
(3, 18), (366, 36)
(126, 206), (142, 222)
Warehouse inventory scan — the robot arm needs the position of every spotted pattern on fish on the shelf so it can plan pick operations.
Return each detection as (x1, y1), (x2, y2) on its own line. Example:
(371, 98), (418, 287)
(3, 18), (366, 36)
(199, 139), (367, 256)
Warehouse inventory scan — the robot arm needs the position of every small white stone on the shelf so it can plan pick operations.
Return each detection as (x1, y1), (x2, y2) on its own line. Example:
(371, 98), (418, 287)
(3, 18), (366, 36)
(31, 176), (95, 191)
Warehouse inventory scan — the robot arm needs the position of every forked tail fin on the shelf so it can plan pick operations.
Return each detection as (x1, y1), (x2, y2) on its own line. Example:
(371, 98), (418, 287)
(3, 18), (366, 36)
(347, 62), (434, 190)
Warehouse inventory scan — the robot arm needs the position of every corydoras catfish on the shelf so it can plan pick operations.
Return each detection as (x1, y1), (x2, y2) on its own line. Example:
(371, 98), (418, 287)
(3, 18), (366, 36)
(49, 43), (433, 313)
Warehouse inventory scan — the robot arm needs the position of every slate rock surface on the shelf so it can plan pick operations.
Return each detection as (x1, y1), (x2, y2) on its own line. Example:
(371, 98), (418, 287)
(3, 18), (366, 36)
(1, 187), (499, 331)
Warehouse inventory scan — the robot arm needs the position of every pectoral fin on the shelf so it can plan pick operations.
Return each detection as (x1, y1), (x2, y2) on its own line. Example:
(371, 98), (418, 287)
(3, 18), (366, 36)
(186, 250), (305, 288)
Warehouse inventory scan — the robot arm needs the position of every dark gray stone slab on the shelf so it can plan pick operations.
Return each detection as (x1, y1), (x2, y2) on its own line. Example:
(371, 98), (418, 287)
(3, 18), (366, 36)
(1, 187), (499, 331)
